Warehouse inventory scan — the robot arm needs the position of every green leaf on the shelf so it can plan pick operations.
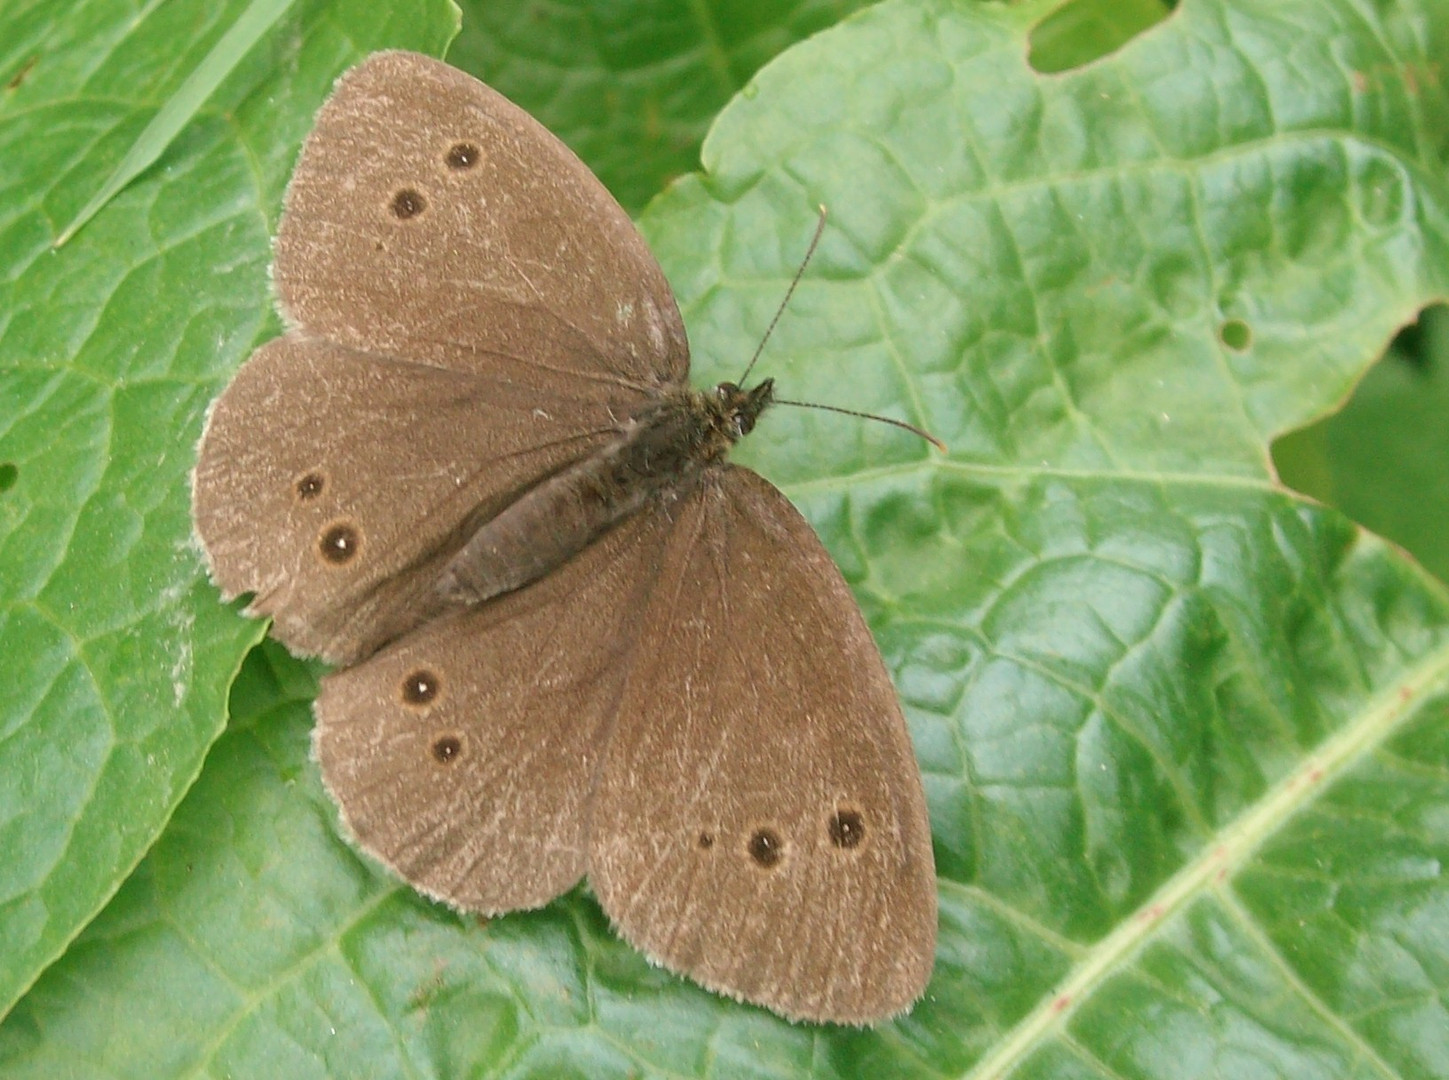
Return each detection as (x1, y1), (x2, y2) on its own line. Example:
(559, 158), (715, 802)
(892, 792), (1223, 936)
(52, 0), (297, 247)
(0, 0), (457, 1021)
(5, 0), (1449, 1077)
(449, 0), (877, 214)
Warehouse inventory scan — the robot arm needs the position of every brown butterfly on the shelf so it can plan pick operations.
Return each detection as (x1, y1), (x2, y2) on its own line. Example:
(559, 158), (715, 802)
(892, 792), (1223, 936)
(192, 50), (935, 1024)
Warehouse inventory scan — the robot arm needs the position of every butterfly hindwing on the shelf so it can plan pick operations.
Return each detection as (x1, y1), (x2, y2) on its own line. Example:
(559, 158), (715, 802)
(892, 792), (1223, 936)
(587, 468), (937, 1024)
(314, 509), (675, 910)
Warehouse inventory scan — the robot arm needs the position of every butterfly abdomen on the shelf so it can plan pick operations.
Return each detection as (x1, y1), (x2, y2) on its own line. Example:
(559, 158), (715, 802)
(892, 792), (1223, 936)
(436, 386), (746, 608)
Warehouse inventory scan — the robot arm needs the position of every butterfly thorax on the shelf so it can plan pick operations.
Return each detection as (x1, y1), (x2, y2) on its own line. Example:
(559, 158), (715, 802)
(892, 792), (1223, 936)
(668, 378), (775, 464)
(437, 379), (775, 609)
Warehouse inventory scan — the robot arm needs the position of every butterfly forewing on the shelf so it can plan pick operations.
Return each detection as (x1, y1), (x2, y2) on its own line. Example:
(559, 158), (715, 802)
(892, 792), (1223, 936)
(587, 468), (937, 1025)
(274, 51), (689, 391)
(194, 50), (692, 663)
(315, 509), (675, 911)
(192, 335), (622, 662)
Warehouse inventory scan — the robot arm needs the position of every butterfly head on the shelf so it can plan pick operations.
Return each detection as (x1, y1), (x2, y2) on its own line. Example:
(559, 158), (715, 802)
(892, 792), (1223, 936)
(713, 379), (775, 440)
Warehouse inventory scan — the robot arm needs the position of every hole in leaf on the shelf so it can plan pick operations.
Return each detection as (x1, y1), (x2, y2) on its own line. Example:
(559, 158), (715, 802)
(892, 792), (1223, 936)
(1220, 319), (1252, 351)
(1028, 0), (1172, 74)
(1272, 302), (1449, 586)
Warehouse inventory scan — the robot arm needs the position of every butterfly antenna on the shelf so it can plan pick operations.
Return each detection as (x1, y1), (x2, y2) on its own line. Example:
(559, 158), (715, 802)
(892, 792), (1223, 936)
(741, 205), (947, 454)
(772, 397), (948, 453)
(736, 205), (829, 388)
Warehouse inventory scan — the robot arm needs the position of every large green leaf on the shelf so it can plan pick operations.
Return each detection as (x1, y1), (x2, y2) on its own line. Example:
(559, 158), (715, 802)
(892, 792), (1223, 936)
(0, 0), (458, 1022)
(3, 0), (1449, 1077)
(449, 0), (879, 214)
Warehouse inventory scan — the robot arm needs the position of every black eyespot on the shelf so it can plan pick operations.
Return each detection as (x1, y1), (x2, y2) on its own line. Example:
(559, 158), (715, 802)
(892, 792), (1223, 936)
(697, 831), (714, 849)
(317, 522), (360, 564)
(445, 142), (480, 169)
(294, 471), (325, 501)
(431, 734), (462, 764)
(401, 670), (439, 706)
(747, 828), (783, 868)
(828, 809), (865, 849)
(391, 188), (426, 218)
(0, 463), (17, 493)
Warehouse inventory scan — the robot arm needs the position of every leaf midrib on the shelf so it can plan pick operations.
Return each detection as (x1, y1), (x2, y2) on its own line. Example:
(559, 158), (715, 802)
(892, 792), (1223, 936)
(958, 636), (1449, 1080)
(782, 457), (1283, 498)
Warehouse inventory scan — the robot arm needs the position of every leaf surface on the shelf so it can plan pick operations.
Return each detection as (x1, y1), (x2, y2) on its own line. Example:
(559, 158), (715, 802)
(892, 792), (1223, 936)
(0, 0), (457, 1019)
